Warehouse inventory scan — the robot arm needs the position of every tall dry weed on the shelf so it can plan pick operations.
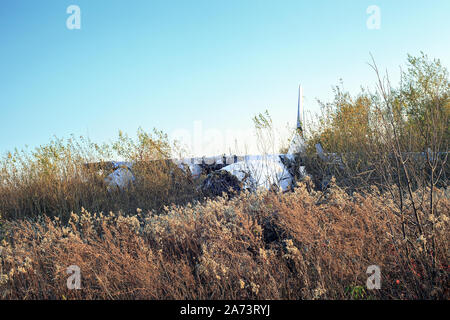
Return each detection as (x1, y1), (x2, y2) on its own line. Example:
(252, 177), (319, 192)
(1, 180), (447, 300)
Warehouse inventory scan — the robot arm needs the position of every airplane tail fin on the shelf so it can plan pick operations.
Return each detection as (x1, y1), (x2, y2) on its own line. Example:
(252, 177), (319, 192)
(287, 84), (305, 154)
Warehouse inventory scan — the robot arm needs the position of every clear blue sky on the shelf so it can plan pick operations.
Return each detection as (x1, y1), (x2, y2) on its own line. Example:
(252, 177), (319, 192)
(1, 0), (449, 156)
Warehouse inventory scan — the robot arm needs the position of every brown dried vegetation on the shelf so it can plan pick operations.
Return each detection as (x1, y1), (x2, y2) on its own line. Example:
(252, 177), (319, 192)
(0, 179), (448, 299)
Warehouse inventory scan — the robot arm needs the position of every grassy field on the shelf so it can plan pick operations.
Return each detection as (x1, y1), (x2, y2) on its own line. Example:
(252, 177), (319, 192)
(0, 53), (448, 300)
(1, 180), (448, 299)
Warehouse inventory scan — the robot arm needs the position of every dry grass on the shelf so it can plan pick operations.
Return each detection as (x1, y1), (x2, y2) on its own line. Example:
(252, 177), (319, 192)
(0, 53), (448, 300)
(1, 178), (448, 300)
(0, 131), (200, 222)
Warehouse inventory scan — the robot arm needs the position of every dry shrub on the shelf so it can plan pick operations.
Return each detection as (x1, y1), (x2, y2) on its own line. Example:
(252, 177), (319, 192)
(1, 179), (448, 300)
(0, 130), (200, 222)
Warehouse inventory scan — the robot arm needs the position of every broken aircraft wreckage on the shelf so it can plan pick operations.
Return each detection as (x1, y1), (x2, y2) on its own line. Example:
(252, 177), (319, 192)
(96, 85), (309, 194)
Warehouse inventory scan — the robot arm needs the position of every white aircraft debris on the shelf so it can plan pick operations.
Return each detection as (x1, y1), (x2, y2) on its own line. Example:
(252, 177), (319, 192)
(99, 85), (308, 193)
(221, 155), (294, 192)
(104, 161), (135, 191)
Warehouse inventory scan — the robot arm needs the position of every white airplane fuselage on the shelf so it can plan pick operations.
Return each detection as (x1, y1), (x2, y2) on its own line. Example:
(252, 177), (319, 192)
(104, 85), (307, 192)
